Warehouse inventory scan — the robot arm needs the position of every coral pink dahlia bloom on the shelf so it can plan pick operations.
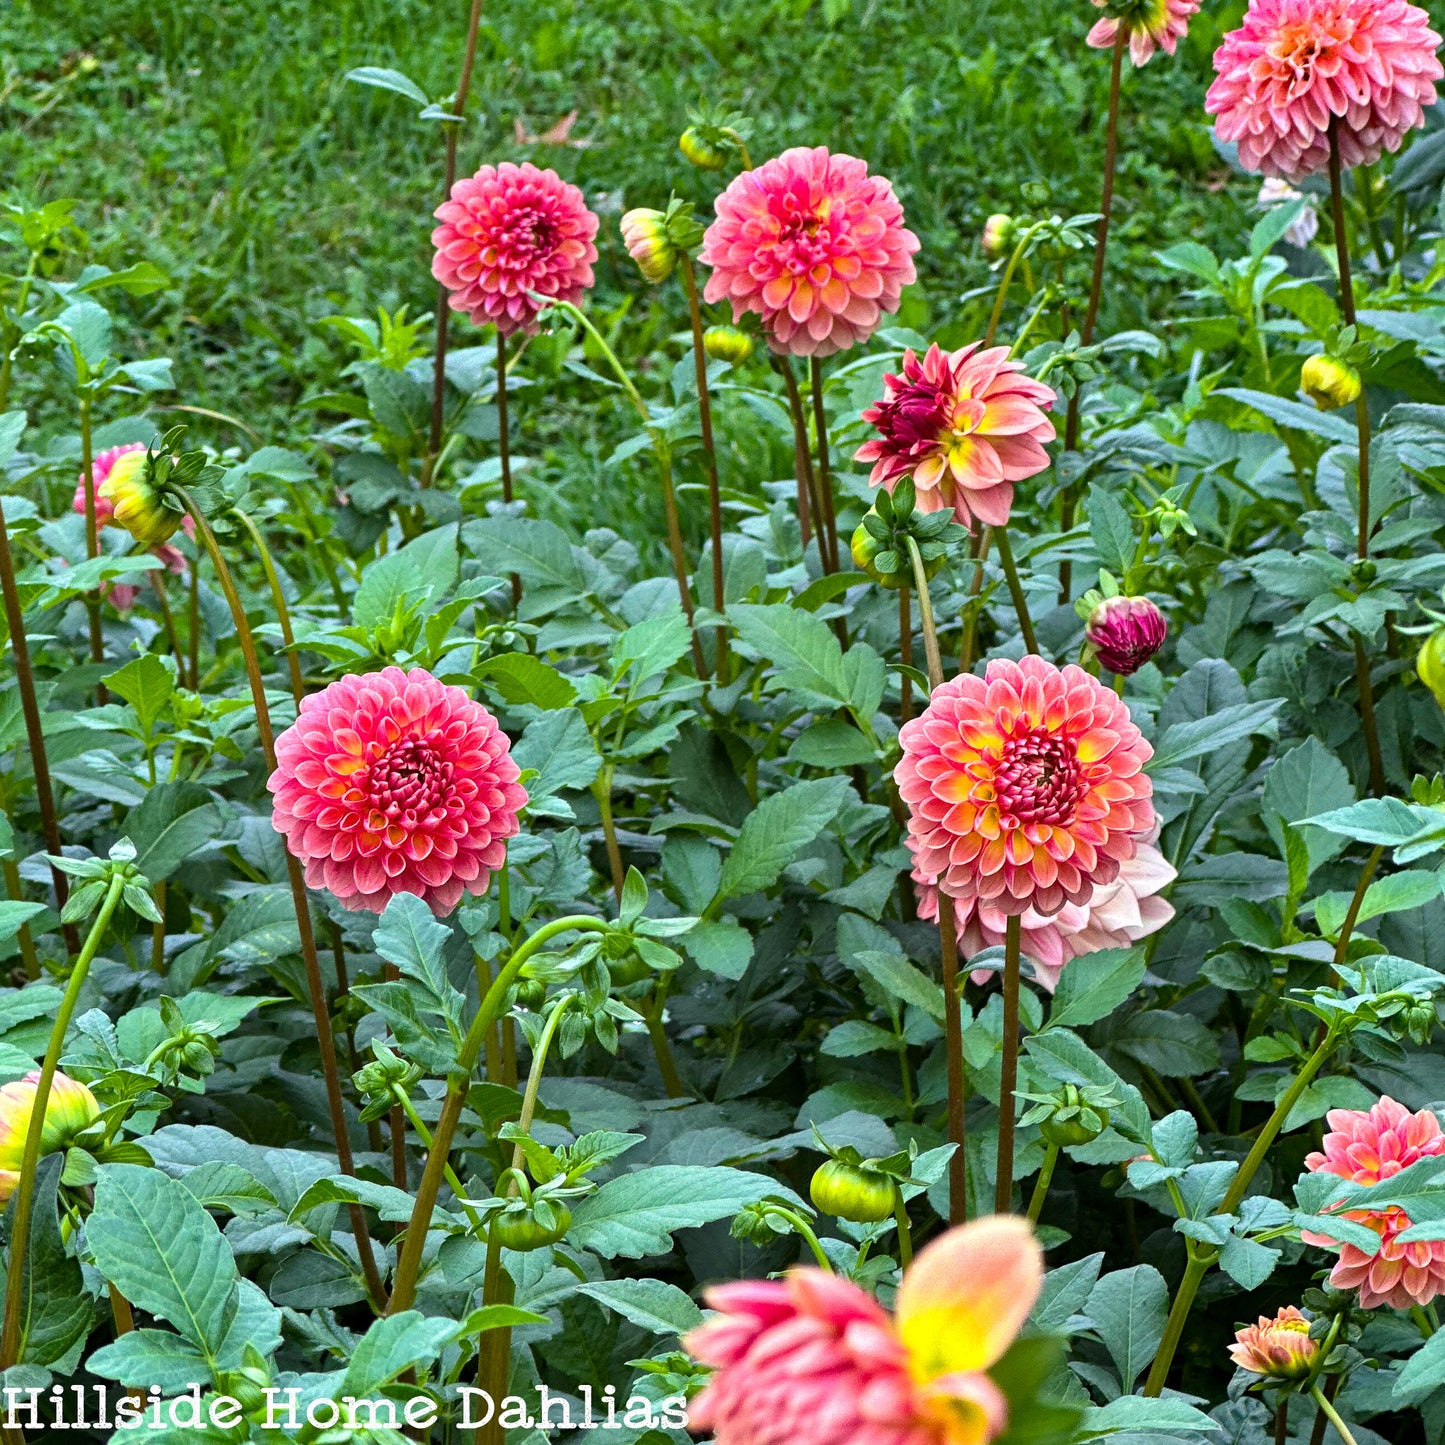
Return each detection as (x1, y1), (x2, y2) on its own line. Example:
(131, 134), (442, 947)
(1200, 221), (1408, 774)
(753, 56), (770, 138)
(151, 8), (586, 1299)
(268, 666), (527, 916)
(854, 344), (1056, 530)
(1206, 0), (1444, 180)
(699, 146), (919, 358)
(432, 162), (599, 336)
(685, 1215), (1041, 1445)
(912, 838), (1175, 991)
(1304, 1096), (1445, 1310)
(1087, 0), (1200, 67)
(896, 656), (1155, 918)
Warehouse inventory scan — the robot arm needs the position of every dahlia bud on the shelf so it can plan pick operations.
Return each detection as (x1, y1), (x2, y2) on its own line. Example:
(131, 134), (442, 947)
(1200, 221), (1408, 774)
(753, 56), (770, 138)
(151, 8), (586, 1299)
(1419, 627), (1445, 713)
(0, 1071), (101, 1202)
(1084, 594), (1167, 676)
(1300, 354), (1362, 411)
(703, 324), (754, 366)
(97, 447), (184, 548)
(981, 213), (1015, 261)
(810, 1158), (896, 1223)
(1229, 1307), (1319, 1381)
(679, 126), (729, 171)
(620, 198), (705, 286)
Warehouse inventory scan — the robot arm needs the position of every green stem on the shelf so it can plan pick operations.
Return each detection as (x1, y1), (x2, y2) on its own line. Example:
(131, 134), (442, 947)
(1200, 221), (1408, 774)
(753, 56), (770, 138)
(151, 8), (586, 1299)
(760, 1205), (833, 1270)
(645, 974), (686, 1098)
(809, 358), (841, 578)
(984, 222), (1046, 348)
(233, 510), (305, 705)
(892, 1189), (913, 1268)
(1310, 1384), (1359, 1445)
(1027, 1142), (1060, 1225)
(0, 872), (125, 1370)
(992, 525), (1039, 655)
(591, 766), (625, 900)
(905, 537), (944, 691)
(392, 1087), (484, 1232)
(776, 356), (821, 557)
(996, 914), (1022, 1213)
(77, 394), (106, 683)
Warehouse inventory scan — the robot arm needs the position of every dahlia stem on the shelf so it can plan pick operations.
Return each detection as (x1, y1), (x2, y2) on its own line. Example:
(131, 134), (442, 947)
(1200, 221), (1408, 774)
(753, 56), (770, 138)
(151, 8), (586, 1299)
(775, 357), (820, 556)
(1333, 845), (1383, 970)
(960, 528), (992, 673)
(0, 497), (79, 954)
(233, 509), (305, 705)
(149, 571), (186, 684)
(1144, 1026), (1340, 1396)
(391, 1086), (483, 1231)
(758, 1205), (833, 1271)
(174, 487), (386, 1312)
(905, 537), (944, 691)
(0, 871), (125, 1373)
(809, 358), (841, 576)
(591, 766), (625, 900)
(150, 880), (166, 973)
(898, 585), (913, 723)
(1310, 1385), (1359, 1445)
(992, 525), (1039, 654)
(423, 0), (487, 484)
(1026, 1142), (1059, 1225)
(539, 297), (705, 674)
(496, 329), (522, 610)
(983, 222), (1045, 349)
(1309, 1377), (1343, 1445)
(2, 859), (38, 981)
(1059, 24), (1127, 602)
(645, 975), (686, 1098)
(330, 919), (385, 1157)
(995, 914), (1022, 1213)
(892, 1190), (913, 1268)
(1275, 1400), (1289, 1445)
(679, 254), (728, 678)
(187, 560), (200, 690)
(387, 915), (608, 1316)
(77, 395), (106, 684)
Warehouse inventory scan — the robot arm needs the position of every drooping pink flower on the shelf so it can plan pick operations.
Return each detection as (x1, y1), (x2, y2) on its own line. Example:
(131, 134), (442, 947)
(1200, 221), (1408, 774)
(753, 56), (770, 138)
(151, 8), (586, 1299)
(1087, 0), (1200, 67)
(268, 666), (527, 916)
(1304, 1096), (1445, 1310)
(1229, 1307), (1318, 1379)
(431, 162), (599, 336)
(699, 147), (919, 358)
(895, 656), (1155, 918)
(1085, 595), (1168, 676)
(685, 1215), (1042, 1445)
(1206, 0), (1444, 180)
(74, 443), (194, 611)
(912, 838), (1176, 991)
(854, 344), (1056, 530)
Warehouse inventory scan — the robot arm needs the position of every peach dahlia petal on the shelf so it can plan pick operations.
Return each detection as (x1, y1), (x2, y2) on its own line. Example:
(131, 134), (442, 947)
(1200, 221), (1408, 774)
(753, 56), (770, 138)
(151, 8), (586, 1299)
(1088, 0), (1200, 66)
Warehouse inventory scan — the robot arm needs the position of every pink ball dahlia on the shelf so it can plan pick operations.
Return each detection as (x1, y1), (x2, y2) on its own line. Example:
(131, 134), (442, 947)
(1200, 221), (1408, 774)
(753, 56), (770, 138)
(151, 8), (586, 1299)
(1229, 1307), (1318, 1380)
(699, 146), (919, 358)
(854, 343), (1056, 530)
(1087, 0), (1200, 67)
(896, 656), (1155, 918)
(1206, 0), (1444, 180)
(685, 1215), (1042, 1445)
(268, 666), (527, 916)
(431, 162), (599, 336)
(912, 837), (1175, 991)
(1304, 1096), (1445, 1310)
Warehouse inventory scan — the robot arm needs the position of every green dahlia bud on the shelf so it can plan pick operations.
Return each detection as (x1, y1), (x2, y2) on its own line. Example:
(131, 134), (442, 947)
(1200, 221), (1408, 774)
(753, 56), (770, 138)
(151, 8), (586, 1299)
(679, 126), (730, 171)
(850, 506), (944, 591)
(1420, 628), (1445, 713)
(1300, 353), (1362, 410)
(98, 447), (184, 548)
(703, 324), (755, 366)
(981, 213), (1015, 261)
(809, 1159), (896, 1223)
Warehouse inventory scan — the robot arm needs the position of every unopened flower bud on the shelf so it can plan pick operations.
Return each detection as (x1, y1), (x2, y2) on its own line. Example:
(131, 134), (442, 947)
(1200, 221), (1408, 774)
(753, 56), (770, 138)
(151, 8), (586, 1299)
(1085, 594), (1167, 676)
(981, 213), (1015, 261)
(1300, 354), (1362, 410)
(1419, 628), (1445, 713)
(0, 1071), (100, 1202)
(97, 448), (183, 547)
(1229, 1307), (1318, 1381)
(620, 209), (677, 284)
(679, 126), (729, 171)
(703, 325), (754, 366)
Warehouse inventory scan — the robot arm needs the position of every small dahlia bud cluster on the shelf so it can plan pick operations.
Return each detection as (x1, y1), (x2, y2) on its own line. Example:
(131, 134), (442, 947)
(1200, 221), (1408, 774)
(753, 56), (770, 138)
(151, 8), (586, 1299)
(619, 196), (705, 285)
(353, 1042), (424, 1123)
(850, 477), (965, 591)
(1018, 1081), (1117, 1147)
(1077, 580), (1168, 676)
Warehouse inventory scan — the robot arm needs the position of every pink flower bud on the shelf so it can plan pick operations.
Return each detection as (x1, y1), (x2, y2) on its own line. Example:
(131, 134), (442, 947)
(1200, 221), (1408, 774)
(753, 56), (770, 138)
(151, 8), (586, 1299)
(1229, 1307), (1318, 1380)
(1085, 594), (1167, 676)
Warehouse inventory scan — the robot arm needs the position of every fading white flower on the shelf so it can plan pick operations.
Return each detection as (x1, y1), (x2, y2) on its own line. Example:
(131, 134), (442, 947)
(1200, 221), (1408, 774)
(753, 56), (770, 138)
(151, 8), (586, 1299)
(1258, 177), (1319, 247)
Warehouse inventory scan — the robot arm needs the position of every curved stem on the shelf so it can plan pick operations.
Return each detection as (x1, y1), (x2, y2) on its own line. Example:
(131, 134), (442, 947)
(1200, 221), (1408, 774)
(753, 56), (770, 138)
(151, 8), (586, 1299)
(645, 974), (686, 1098)
(984, 222), (1046, 349)
(760, 1205), (833, 1271)
(898, 586), (913, 723)
(996, 914), (1022, 1213)
(1309, 1376), (1342, 1445)
(0, 872), (125, 1369)
(392, 1088), (484, 1232)
(174, 488), (385, 1311)
(905, 537), (944, 691)
(233, 510), (305, 705)
(992, 525), (1039, 654)
(1310, 1384), (1359, 1445)
(1027, 1142), (1060, 1225)
(1333, 844), (1382, 971)
(679, 255), (727, 679)
(892, 1190), (913, 1268)
(591, 766), (625, 900)
(496, 330), (521, 610)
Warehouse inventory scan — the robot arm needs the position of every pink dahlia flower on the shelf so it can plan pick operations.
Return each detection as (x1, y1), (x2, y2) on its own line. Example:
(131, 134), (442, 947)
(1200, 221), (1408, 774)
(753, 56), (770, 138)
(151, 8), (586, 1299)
(1229, 1307), (1318, 1379)
(1088, 0), (1200, 67)
(74, 443), (193, 611)
(912, 837), (1175, 991)
(1304, 1096), (1445, 1310)
(686, 1215), (1041, 1445)
(854, 343), (1056, 530)
(896, 656), (1155, 918)
(268, 666), (527, 916)
(432, 162), (599, 336)
(1085, 595), (1168, 676)
(699, 146), (919, 358)
(1206, 0), (1444, 180)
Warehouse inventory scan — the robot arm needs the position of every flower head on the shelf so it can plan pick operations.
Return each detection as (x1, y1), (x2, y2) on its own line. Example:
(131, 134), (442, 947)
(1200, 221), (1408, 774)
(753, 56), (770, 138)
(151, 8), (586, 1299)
(1085, 595), (1168, 676)
(1304, 1096), (1445, 1310)
(703, 324), (755, 366)
(1088, 0), (1200, 66)
(84, 445), (184, 549)
(896, 656), (1155, 918)
(913, 837), (1175, 990)
(432, 163), (599, 336)
(0, 1071), (101, 1203)
(620, 199), (704, 285)
(686, 1215), (1042, 1445)
(268, 666), (527, 916)
(855, 343), (1056, 530)
(1229, 1307), (1319, 1379)
(700, 146), (919, 357)
(1206, 0), (1444, 180)
(1300, 353), (1362, 409)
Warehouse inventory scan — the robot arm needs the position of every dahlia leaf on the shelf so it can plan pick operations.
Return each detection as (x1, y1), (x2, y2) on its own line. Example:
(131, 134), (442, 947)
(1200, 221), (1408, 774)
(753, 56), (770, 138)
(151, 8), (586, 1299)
(716, 775), (853, 902)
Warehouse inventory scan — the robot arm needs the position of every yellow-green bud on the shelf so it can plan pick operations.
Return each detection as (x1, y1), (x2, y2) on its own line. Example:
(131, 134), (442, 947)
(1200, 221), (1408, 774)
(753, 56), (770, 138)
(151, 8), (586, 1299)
(620, 208), (677, 284)
(703, 325), (754, 366)
(98, 449), (183, 547)
(1300, 353), (1362, 410)
(981, 213), (1015, 261)
(1420, 627), (1445, 713)
(679, 126), (729, 171)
